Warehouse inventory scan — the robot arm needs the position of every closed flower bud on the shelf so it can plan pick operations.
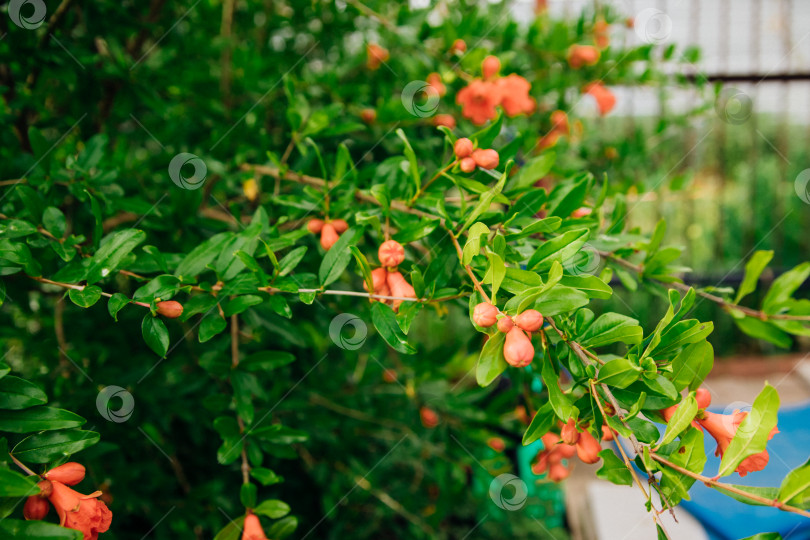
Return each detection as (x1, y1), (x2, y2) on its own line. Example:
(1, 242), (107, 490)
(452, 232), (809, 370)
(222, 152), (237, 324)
(497, 316), (514, 333)
(243, 512), (269, 540)
(459, 157), (477, 173)
(431, 114), (456, 129)
(503, 327), (534, 367)
(487, 437), (506, 452)
(696, 388), (711, 409)
(331, 219), (349, 233)
(386, 271), (416, 311)
(24, 495), (49, 521)
(575, 429), (602, 464)
(378, 240), (405, 267)
(482, 55), (501, 79)
(451, 39), (467, 54)
(601, 425), (614, 441)
(473, 302), (499, 327)
(307, 219), (324, 234)
(514, 309), (544, 332)
(156, 300), (183, 319)
(560, 419), (580, 445)
(548, 462), (571, 482)
(471, 148), (499, 170)
(454, 138), (474, 159)
(420, 406), (439, 428)
(571, 207), (592, 218)
(44, 462), (86, 486)
(320, 223), (340, 250)
(360, 108), (377, 124)
(365, 267), (390, 297)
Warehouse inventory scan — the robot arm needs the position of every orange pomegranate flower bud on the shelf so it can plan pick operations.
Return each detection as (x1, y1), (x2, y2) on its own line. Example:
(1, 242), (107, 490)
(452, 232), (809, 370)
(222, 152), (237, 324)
(584, 82), (616, 116)
(560, 419), (580, 445)
(696, 388), (712, 409)
(45, 462), (86, 486)
(497, 316), (514, 333)
(431, 114), (456, 129)
(576, 429), (602, 464)
(454, 137), (474, 159)
(24, 495), (50, 521)
(450, 39), (467, 54)
(156, 300), (183, 319)
(601, 425), (614, 441)
(472, 302), (499, 328)
(382, 368), (398, 383)
(243, 513), (270, 540)
(307, 218), (324, 234)
(366, 43), (389, 70)
(593, 19), (610, 49)
(427, 72), (446, 97)
(420, 406), (439, 428)
(386, 271), (416, 311)
(532, 452), (550, 475)
(548, 462), (571, 482)
(514, 309), (543, 332)
(571, 207), (592, 218)
(378, 240), (405, 267)
(320, 223), (340, 250)
(360, 108), (377, 124)
(330, 219), (349, 233)
(482, 55), (501, 79)
(487, 437), (506, 452)
(698, 410), (779, 476)
(459, 157), (476, 173)
(503, 327), (534, 367)
(567, 44), (600, 69)
(471, 148), (499, 170)
(365, 267), (390, 295)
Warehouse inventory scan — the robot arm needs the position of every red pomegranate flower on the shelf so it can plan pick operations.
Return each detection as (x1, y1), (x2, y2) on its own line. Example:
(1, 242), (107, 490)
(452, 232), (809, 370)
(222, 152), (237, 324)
(584, 82), (616, 116)
(496, 74), (536, 117)
(456, 79), (502, 125)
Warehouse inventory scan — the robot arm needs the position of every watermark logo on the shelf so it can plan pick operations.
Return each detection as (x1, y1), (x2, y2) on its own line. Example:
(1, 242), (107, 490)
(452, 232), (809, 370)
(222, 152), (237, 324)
(564, 242), (602, 276)
(168, 152), (207, 190)
(634, 8), (672, 44)
(401, 80), (441, 118)
(329, 313), (367, 350)
(715, 88), (752, 125)
(96, 385), (135, 423)
(489, 473), (528, 511)
(8, 0), (46, 30)
(794, 169), (810, 204)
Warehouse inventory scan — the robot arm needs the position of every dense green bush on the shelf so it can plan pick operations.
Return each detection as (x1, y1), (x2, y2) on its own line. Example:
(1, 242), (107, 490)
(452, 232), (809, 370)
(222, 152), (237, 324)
(1, 1), (809, 539)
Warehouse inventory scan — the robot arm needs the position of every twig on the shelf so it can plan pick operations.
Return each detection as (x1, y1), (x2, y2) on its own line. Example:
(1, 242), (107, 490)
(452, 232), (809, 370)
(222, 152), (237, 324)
(231, 314), (251, 486)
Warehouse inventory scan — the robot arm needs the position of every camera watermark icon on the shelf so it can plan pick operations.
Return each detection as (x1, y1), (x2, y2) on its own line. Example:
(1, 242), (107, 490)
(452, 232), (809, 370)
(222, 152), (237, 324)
(634, 8), (672, 45)
(564, 242), (602, 276)
(329, 313), (367, 350)
(96, 385), (135, 423)
(794, 169), (810, 204)
(401, 80), (441, 118)
(8, 0), (46, 30)
(168, 152), (207, 190)
(715, 88), (752, 125)
(489, 473), (528, 511)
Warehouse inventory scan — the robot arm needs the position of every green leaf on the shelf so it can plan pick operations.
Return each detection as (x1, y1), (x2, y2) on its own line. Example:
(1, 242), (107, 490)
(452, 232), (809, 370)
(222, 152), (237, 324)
(86, 229), (146, 284)
(0, 519), (82, 539)
(506, 152), (556, 192)
(240, 482), (257, 508)
(670, 340), (714, 392)
(223, 295), (263, 317)
(42, 207), (66, 238)
(735, 251), (774, 304)
(763, 262), (810, 312)
(579, 313), (643, 348)
(68, 286), (102, 308)
(0, 376), (47, 409)
(277, 246), (307, 276)
(13, 429), (100, 463)
(142, 315), (170, 357)
(254, 499), (291, 519)
(733, 317), (792, 348)
(476, 331), (507, 387)
(596, 449), (633, 486)
(660, 394), (697, 446)
(723, 485), (781, 507)
(107, 292), (130, 321)
(396, 129), (421, 193)
(559, 274), (612, 300)
(199, 312), (227, 343)
(522, 402), (555, 445)
(0, 406), (85, 433)
(527, 228), (589, 271)
(659, 428), (707, 505)
(597, 358), (643, 388)
(371, 303), (416, 354)
(251, 467), (282, 486)
(350, 246), (374, 294)
(485, 252), (506, 302)
(738, 533), (782, 540)
(541, 352), (573, 421)
(213, 517), (244, 540)
(318, 227), (362, 286)
(718, 383), (780, 477)
(0, 469), (40, 496)
(240, 351), (295, 372)
(266, 516), (298, 539)
(175, 232), (231, 279)
(778, 458), (810, 506)
(462, 223), (489, 265)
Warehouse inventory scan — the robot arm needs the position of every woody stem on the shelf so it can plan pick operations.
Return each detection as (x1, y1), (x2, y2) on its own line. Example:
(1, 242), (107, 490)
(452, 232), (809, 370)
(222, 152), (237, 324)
(231, 314), (251, 485)
(408, 159), (457, 206)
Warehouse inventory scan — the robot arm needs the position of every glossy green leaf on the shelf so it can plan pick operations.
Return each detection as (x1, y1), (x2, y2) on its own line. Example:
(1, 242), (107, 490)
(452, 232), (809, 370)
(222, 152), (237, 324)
(718, 383), (780, 477)
(371, 303), (416, 354)
(13, 429), (100, 463)
(142, 315), (170, 356)
(476, 331), (507, 387)
(0, 406), (85, 433)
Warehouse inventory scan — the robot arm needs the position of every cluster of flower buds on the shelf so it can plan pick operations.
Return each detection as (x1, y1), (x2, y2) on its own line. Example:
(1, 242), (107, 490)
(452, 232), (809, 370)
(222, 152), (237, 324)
(473, 303), (544, 367)
(307, 218), (349, 250)
(24, 462), (112, 539)
(454, 137), (499, 173)
(532, 420), (605, 482)
(364, 240), (416, 311)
